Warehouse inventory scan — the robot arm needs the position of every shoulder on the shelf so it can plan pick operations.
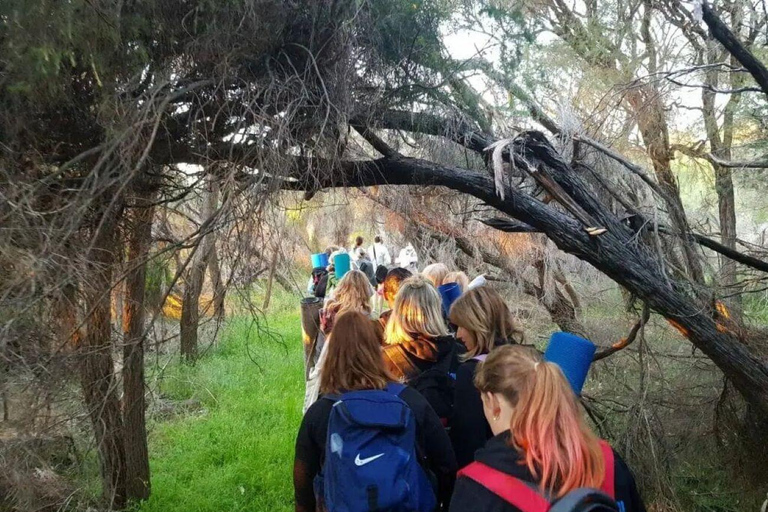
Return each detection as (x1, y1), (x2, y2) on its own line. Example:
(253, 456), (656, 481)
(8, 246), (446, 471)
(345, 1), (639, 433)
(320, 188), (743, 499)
(451, 473), (520, 512)
(457, 359), (479, 377)
(302, 397), (333, 426)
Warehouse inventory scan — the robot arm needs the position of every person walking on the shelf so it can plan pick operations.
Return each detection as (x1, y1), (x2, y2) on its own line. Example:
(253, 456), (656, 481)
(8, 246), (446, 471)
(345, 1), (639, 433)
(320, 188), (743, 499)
(383, 277), (462, 422)
(447, 286), (525, 468)
(449, 345), (645, 512)
(294, 311), (457, 512)
(368, 235), (392, 268)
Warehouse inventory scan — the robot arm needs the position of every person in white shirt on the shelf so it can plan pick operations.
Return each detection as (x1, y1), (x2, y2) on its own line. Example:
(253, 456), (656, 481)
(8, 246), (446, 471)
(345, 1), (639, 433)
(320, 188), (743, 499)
(349, 236), (364, 267)
(396, 243), (419, 272)
(368, 235), (392, 268)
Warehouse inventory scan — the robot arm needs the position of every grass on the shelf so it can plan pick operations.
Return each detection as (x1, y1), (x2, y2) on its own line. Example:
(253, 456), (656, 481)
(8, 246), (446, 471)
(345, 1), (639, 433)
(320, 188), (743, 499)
(132, 285), (767, 512)
(138, 294), (304, 512)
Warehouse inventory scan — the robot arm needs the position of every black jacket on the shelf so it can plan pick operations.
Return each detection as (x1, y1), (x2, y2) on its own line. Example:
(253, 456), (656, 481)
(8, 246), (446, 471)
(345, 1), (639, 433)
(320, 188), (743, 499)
(450, 340), (514, 469)
(449, 431), (646, 512)
(383, 334), (461, 382)
(294, 385), (458, 512)
(450, 357), (490, 469)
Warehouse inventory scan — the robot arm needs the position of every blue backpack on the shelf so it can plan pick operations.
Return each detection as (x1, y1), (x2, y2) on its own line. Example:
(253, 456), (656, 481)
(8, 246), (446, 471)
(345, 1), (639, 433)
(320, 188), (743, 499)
(314, 383), (436, 512)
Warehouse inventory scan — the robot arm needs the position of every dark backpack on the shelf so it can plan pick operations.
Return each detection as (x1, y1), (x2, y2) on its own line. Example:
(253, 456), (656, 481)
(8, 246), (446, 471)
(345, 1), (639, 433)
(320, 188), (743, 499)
(375, 264), (389, 284)
(314, 383), (436, 512)
(408, 342), (459, 425)
(312, 268), (329, 298)
(457, 440), (620, 512)
(358, 260), (376, 286)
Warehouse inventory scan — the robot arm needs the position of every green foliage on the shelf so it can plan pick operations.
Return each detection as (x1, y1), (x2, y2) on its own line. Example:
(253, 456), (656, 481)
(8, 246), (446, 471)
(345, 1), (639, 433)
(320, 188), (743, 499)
(140, 309), (303, 512)
(365, 0), (449, 69)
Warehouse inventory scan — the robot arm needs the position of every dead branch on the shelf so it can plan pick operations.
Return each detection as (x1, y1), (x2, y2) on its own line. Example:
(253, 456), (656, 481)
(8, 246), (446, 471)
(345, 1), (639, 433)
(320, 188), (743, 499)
(593, 303), (651, 361)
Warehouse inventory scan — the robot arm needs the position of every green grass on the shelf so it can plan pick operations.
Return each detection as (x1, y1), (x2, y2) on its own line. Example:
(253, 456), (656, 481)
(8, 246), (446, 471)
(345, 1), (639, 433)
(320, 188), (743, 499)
(138, 302), (304, 512)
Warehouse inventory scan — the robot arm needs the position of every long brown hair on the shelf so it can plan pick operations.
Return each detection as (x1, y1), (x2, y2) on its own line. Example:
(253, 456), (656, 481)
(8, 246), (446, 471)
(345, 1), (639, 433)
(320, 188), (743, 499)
(474, 345), (604, 498)
(320, 311), (393, 394)
(449, 285), (524, 360)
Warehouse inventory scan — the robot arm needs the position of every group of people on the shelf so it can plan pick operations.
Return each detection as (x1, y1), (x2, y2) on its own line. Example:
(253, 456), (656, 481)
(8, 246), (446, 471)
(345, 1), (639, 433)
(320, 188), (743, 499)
(295, 246), (645, 512)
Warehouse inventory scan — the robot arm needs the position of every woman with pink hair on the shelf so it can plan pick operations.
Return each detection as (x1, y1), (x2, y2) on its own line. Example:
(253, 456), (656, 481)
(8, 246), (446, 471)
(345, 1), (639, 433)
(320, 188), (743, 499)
(449, 345), (645, 512)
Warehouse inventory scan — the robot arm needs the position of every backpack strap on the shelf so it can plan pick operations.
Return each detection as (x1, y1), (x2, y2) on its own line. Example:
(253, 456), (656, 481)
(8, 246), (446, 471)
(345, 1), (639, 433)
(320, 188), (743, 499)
(599, 440), (615, 499)
(385, 382), (406, 396)
(458, 462), (551, 512)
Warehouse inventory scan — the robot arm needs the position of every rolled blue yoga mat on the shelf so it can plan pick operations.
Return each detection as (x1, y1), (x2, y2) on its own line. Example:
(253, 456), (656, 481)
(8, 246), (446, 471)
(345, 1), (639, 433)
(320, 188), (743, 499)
(543, 332), (596, 395)
(438, 282), (462, 316)
(333, 252), (351, 279)
(311, 252), (329, 269)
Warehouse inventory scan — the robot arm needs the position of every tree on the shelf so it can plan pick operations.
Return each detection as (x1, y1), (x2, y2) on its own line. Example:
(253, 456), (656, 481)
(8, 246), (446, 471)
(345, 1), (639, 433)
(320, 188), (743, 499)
(3, 0), (768, 506)
(122, 182), (156, 500)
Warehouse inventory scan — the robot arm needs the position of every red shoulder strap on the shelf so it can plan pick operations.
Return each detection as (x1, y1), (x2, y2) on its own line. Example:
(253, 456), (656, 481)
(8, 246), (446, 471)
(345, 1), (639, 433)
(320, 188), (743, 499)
(599, 440), (615, 499)
(458, 462), (551, 512)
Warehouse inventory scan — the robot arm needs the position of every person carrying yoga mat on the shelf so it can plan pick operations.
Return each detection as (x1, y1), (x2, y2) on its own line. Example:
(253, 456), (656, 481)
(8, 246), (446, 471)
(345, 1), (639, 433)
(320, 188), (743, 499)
(449, 345), (645, 512)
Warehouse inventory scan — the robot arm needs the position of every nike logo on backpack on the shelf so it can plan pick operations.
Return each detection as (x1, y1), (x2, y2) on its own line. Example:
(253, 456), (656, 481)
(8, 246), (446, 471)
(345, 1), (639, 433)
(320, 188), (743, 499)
(354, 453), (384, 466)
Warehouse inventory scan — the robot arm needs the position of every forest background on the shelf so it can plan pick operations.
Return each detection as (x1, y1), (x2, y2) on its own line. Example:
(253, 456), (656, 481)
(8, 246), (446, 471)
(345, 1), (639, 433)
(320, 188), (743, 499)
(2, 0), (768, 511)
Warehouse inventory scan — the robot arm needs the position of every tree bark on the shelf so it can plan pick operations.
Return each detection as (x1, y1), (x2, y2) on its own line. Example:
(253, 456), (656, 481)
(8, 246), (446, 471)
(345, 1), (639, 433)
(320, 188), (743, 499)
(263, 249), (279, 310)
(80, 199), (127, 508)
(122, 186), (155, 501)
(624, 86), (705, 286)
(179, 182), (217, 362)
(701, 1), (768, 98)
(207, 241), (226, 320)
(702, 34), (741, 306)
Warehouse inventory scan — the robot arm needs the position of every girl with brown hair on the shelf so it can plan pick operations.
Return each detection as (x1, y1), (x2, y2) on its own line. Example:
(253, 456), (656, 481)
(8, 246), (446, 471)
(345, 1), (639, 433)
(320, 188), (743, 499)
(304, 270), (380, 412)
(449, 345), (644, 512)
(294, 311), (457, 512)
(448, 285), (525, 468)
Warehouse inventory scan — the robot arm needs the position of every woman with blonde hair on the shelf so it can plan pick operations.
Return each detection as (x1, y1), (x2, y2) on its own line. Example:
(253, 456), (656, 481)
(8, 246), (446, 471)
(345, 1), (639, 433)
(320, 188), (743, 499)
(422, 262), (450, 288)
(443, 271), (470, 292)
(448, 286), (525, 467)
(383, 276), (461, 420)
(450, 345), (644, 512)
(294, 311), (457, 512)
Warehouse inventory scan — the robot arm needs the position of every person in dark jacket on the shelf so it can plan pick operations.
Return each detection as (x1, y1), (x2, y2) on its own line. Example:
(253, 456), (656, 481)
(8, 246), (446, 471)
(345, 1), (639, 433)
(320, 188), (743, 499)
(447, 285), (526, 468)
(383, 276), (463, 420)
(294, 311), (457, 512)
(383, 276), (461, 381)
(449, 345), (645, 512)
(378, 267), (413, 330)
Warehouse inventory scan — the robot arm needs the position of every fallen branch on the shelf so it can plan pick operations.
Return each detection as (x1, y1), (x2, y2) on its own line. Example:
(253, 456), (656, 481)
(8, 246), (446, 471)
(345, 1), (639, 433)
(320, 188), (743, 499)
(593, 303), (651, 361)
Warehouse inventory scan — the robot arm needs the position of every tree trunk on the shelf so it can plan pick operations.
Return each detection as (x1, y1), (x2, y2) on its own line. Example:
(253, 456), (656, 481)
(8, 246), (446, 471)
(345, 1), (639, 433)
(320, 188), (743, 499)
(207, 242), (226, 320)
(263, 249), (279, 310)
(180, 183), (217, 362)
(625, 86), (705, 286)
(80, 199), (127, 508)
(703, 37), (741, 307)
(122, 187), (155, 501)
